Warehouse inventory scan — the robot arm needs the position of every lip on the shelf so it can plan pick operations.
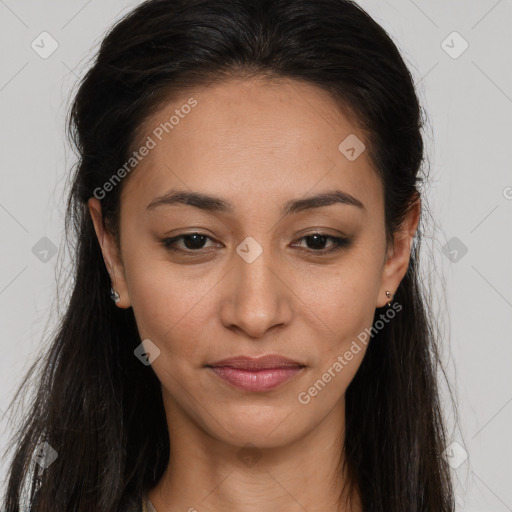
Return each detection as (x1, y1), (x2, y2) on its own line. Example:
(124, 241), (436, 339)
(208, 355), (304, 370)
(206, 355), (306, 392)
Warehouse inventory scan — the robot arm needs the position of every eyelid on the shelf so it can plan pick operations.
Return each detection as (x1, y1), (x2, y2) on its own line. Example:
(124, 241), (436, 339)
(291, 233), (350, 250)
(161, 233), (221, 252)
(160, 231), (352, 256)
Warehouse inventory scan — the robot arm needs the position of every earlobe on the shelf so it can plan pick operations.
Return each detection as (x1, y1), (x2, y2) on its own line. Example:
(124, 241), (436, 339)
(87, 197), (131, 308)
(376, 196), (421, 308)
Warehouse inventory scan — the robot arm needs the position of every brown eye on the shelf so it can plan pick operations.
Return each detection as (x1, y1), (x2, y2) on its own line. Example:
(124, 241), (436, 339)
(291, 233), (351, 255)
(161, 233), (219, 253)
(161, 232), (351, 257)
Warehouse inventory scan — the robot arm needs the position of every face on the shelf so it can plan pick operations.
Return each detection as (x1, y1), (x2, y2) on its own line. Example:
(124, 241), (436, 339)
(89, 77), (418, 449)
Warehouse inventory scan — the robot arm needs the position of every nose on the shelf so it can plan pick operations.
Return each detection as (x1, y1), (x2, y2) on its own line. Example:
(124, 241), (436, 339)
(219, 244), (293, 339)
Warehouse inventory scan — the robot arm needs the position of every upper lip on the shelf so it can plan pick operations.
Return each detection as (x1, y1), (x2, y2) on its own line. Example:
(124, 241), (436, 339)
(207, 355), (305, 370)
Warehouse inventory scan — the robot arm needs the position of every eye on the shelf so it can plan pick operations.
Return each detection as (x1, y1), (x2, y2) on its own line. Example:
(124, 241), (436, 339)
(161, 232), (352, 256)
(161, 233), (221, 253)
(291, 233), (352, 255)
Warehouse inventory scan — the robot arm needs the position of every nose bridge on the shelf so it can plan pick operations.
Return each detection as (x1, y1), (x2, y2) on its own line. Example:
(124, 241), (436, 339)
(220, 235), (292, 336)
(237, 237), (276, 294)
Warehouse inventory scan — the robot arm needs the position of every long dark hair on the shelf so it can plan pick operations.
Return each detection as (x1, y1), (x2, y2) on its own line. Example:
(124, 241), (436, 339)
(2, 1), (457, 510)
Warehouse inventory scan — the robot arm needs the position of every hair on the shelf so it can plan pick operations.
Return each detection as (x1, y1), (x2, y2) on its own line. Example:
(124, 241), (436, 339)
(2, 1), (457, 511)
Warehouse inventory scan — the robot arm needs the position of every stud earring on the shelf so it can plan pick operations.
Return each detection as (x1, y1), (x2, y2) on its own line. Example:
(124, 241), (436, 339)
(110, 287), (120, 304)
(385, 290), (392, 307)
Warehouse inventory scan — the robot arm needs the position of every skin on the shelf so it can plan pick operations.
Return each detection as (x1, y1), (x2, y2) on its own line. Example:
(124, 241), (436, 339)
(88, 77), (420, 512)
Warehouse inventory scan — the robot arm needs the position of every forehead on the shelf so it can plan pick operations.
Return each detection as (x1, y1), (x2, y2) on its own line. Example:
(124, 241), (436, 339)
(121, 77), (382, 216)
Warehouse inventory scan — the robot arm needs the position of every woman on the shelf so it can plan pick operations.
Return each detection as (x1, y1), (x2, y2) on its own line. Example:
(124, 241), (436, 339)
(1, 0), (457, 510)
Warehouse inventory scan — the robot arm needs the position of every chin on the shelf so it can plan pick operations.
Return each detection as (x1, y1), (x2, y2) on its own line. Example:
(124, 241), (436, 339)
(206, 405), (307, 449)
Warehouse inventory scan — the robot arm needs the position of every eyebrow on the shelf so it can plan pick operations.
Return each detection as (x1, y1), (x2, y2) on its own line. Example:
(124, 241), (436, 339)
(146, 189), (365, 215)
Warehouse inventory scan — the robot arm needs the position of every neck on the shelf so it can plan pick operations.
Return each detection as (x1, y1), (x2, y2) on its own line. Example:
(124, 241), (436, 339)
(148, 391), (361, 512)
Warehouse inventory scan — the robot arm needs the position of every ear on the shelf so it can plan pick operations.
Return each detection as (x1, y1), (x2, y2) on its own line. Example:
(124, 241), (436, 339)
(376, 194), (421, 308)
(87, 197), (131, 308)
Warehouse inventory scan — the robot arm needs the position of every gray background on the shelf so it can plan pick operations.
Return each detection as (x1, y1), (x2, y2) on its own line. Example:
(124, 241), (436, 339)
(1, 1), (511, 510)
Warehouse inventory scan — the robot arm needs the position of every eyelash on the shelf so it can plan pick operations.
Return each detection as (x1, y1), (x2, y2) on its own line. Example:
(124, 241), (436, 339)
(160, 232), (352, 256)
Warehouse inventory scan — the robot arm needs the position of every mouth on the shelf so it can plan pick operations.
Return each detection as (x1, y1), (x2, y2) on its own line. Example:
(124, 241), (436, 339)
(206, 355), (306, 392)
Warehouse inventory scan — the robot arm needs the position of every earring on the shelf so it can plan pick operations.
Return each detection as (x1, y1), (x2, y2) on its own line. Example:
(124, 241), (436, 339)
(385, 290), (392, 307)
(110, 287), (120, 304)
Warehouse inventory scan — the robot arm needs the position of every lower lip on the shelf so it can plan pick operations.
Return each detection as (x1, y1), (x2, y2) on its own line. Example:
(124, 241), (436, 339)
(208, 366), (304, 392)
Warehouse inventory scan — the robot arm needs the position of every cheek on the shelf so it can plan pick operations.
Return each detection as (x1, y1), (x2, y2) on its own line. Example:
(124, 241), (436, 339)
(124, 230), (384, 364)
(295, 267), (378, 408)
(124, 253), (217, 361)
(300, 252), (383, 341)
